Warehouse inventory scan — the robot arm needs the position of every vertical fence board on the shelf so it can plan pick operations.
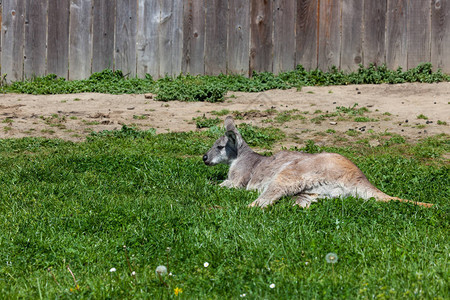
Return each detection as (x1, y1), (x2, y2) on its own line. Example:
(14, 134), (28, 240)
(250, 0), (273, 74)
(92, 0), (115, 73)
(386, 0), (407, 70)
(69, 0), (92, 80)
(341, 0), (363, 72)
(115, 0), (137, 77)
(182, 0), (205, 75)
(1, 0), (25, 81)
(363, 0), (386, 67)
(273, 0), (296, 74)
(0, 0), (3, 76)
(318, 0), (341, 70)
(137, 0), (160, 78)
(431, 0), (450, 73)
(296, 0), (318, 70)
(160, 0), (183, 76)
(227, 0), (250, 75)
(407, 1), (431, 69)
(205, 0), (228, 75)
(47, 0), (70, 78)
(24, 0), (47, 78)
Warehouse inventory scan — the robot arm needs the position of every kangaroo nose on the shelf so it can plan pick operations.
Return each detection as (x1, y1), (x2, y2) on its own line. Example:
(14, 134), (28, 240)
(202, 154), (208, 161)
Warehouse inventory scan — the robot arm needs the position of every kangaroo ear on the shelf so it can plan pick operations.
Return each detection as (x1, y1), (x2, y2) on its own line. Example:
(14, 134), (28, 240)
(224, 116), (236, 132)
(225, 130), (238, 148)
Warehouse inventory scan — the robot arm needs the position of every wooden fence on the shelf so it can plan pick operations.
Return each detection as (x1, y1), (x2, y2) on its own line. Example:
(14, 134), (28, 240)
(0, 0), (449, 82)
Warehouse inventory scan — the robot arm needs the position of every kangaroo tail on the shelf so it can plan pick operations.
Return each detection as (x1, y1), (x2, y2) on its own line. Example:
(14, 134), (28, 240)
(377, 196), (434, 208)
(362, 185), (434, 208)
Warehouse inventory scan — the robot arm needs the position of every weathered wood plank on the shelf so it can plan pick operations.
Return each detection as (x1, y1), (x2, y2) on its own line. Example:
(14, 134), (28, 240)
(431, 0), (450, 73)
(363, 0), (386, 67)
(407, 1), (431, 69)
(24, 0), (48, 78)
(182, 0), (205, 75)
(0, 0), (2, 77)
(205, 0), (228, 75)
(115, 0), (137, 77)
(341, 0), (363, 72)
(136, 0), (160, 78)
(47, 0), (70, 78)
(160, 0), (183, 76)
(296, 0), (318, 70)
(69, 0), (93, 80)
(1, 0), (25, 81)
(227, 0), (250, 75)
(318, 0), (341, 71)
(386, 0), (407, 70)
(92, 0), (115, 73)
(273, 0), (296, 74)
(250, 0), (273, 74)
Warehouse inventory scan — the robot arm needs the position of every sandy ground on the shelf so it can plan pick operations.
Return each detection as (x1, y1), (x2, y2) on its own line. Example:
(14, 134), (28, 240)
(0, 82), (449, 149)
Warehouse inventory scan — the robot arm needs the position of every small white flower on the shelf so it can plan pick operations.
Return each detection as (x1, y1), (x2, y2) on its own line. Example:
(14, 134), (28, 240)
(240, 293), (246, 297)
(305, 261), (309, 265)
(204, 262), (209, 268)
(169, 272), (173, 276)
(270, 283), (275, 289)
(131, 271), (136, 276)
(155, 265), (168, 276)
(109, 267), (116, 272)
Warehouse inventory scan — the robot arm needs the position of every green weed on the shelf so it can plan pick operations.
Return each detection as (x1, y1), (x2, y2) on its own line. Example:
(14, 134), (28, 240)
(193, 116), (221, 128)
(236, 123), (285, 148)
(1, 63), (448, 102)
(336, 103), (369, 116)
(274, 111), (306, 123)
(211, 109), (230, 116)
(354, 117), (378, 122)
(417, 114), (428, 120)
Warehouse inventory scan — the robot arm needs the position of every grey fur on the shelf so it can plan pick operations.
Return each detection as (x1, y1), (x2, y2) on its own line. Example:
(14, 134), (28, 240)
(203, 116), (433, 208)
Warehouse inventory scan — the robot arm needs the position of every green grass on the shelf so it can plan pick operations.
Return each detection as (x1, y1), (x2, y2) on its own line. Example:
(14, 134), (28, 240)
(417, 114), (429, 120)
(210, 109), (231, 116)
(354, 116), (378, 122)
(192, 116), (221, 128)
(0, 126), (448, 299)
(336, 103), (369, 116)
(274, 110), (306, 124)
(1, 63), (448, 102)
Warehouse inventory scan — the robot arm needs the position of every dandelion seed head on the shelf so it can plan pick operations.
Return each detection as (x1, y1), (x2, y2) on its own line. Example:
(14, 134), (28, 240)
(155, 265), (168, 276)
(109, 267), (116, 272)
(326, 253), (338, 264)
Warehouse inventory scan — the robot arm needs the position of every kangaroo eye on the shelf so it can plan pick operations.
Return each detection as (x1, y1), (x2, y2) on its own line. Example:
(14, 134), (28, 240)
(217, 146), (225, 150)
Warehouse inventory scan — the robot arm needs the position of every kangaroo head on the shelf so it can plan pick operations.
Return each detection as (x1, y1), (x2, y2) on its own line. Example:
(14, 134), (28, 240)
(203, 116), (243, 166)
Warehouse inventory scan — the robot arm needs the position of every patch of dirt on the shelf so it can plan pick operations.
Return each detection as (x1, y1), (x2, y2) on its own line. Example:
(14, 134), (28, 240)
(0, 82), (449, 149)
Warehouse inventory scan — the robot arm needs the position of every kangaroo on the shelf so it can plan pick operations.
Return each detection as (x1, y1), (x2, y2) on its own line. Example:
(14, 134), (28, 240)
(203, 116), (433, 208)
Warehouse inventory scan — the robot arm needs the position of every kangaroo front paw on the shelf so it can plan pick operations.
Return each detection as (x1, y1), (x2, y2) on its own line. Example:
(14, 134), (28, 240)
(219, 180), (233, 188)
(248, 198), (272, 208)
